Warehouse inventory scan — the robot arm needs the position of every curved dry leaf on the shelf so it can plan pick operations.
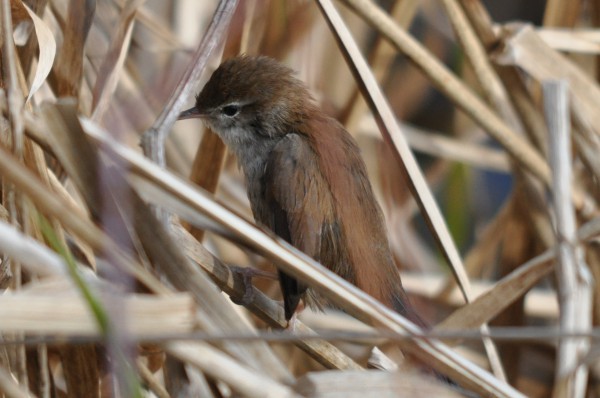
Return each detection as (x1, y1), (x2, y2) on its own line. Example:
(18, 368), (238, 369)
(23, 2), (56, 103)
(92, 0), (146, 121)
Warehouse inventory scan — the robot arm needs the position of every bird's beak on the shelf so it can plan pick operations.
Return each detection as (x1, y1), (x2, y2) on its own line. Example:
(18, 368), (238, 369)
(178, 106), (203, 120)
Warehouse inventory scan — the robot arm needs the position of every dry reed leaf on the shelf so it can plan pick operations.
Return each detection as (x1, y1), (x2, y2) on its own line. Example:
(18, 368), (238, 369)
(435, 255), (553, 331)
(461, 198), (513, 279)
(296, 370), (462, 397)
(453, 0), (549, 156)
(496, 24), (600, 177)
(40, 100), (101, 218)
(574, 131), (600, 179)
(91, 0), (144, 121)
(59, 344), (99, 398)
(342, 0), (419, 130)
(52, 0), (95, 98)
(439, 0), (522, 133)
(538, 29), (600, 54)
(497, 24), (600, 126)
(167, 342), (297, 398)
(0, 280), (195, 336)
(186, 129), (227, 242)
(543, 0), (581, 27)
(358, 121), (510, 172)
(1, 0), (25, 161)
(136, 358), (170, 398)
(22, 2), (56, 103)
(129, 1), (183, 49)
(0, 220), (67, 277)
(0, 366), (31, 398)
(402, 273), (559, 320)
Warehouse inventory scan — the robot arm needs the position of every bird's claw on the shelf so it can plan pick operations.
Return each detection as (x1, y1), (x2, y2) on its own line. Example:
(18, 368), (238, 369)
(228, 265), (276, 305)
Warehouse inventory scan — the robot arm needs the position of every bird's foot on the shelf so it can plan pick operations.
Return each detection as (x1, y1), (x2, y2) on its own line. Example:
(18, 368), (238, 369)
(229, 265), (277, 305)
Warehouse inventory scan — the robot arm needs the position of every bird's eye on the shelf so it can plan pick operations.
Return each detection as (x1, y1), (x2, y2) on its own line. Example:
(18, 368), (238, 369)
(221, 104), (240, 117)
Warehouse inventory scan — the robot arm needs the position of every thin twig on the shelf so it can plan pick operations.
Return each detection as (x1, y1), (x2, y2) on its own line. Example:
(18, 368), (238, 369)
(140, 0), (238, 166)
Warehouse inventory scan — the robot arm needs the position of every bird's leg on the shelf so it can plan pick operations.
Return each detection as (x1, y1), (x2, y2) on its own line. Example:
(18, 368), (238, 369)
(285, 300), (305, 331)
(228, 265), (277, 305)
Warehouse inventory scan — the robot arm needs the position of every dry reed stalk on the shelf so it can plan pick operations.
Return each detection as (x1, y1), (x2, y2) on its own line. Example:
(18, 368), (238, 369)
(544, 80), (592, 398)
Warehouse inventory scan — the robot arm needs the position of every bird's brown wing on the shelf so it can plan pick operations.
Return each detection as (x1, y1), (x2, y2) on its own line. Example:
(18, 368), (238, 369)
(259, 133), (335, 320)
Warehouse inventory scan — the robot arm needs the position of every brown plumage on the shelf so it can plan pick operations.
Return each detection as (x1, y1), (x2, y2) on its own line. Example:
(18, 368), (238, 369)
(179, 55), (422, 326)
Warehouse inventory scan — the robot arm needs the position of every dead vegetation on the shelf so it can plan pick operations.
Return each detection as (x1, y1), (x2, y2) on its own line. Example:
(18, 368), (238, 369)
(1, 0), (600, 397)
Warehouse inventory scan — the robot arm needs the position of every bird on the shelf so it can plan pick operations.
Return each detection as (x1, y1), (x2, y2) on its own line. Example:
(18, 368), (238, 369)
(178, 55), (424, 328)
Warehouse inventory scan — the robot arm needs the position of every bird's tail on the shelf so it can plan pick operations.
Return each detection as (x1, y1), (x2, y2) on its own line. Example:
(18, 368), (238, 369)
(391, 287), (429, 329)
